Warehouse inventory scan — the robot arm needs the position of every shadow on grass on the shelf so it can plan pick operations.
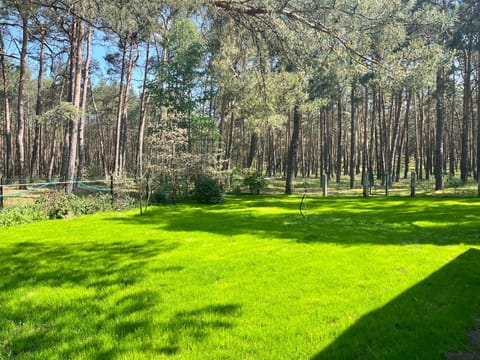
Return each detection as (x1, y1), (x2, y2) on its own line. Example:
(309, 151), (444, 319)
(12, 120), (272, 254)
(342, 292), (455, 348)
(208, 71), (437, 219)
(108, 196), (480, 246)
(157, 304), (242, 356)
(0, 238), (242, 359)
(0, 239), (180, 358)
(312, 248), (480, 359)
(0, 239), (179, 291)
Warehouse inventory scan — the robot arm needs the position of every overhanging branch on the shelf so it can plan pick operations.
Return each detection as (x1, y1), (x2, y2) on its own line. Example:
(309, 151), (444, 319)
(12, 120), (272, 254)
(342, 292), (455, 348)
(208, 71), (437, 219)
(210, 0), (378, 66)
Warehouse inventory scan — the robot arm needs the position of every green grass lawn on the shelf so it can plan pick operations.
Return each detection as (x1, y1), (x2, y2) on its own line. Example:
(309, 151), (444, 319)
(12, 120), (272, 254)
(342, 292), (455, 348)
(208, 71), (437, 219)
(1, 196), (479, 359)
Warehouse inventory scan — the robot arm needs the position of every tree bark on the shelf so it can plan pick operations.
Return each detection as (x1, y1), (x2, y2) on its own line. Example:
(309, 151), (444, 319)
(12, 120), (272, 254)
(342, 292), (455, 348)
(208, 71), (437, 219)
(246, 132), (258, 168)
(461, 48), (472, 184)
(16, 14), (28, 189)
(135, 40), (151, 181)
(435, 68), (445, 190)
(0, 30), (13, 183)
(114, 41), (127, 177)
(66, 16), (84, 193)
(336, 97), (342, 183)
(349, 84), (356, 189)
(477, 50), (480, 195)
(77, 26), (92, 180)
(285, 104), (301, 194)
(30, 29), (47, 180)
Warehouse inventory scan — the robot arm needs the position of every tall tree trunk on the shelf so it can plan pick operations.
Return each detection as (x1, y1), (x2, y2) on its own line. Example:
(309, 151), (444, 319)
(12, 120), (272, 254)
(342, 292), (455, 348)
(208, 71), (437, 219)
(223, 107), (235, 171)
(119, 40), (138, 174)
(135, 40), (151, 181)
(0, 30), (13, 183)
(336, 97), (342, 183)
(66, 16), (84, 193)
(47, 124), (58, 182)
(30, 30), (47, 180)
(77, 26), (92, 180)
(114, 41), (127, 177)
(461, 48), (472, 184)
(16, 14), (28, 189)
(285, 104), (301, 194)
(403, 91), (412, 179)
(349, 84), (356, 189)
(246, 132), (258, 168)
(435, 68), (445, 190)
(90, 88), (108, 179)
(477, 50), (480, 196)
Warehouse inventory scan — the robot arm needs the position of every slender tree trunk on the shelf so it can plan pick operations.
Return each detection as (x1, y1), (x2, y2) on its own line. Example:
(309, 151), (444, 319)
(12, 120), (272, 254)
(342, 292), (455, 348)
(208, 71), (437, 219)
(435, 68), (445, 190)
(66, 17), (84, 193)
(0, 31), (12, 183)
(47, 124), (58, 182)
(90, 88), (108, 179)
(336, 97), (342, 183)
(77, 26), (92, 180)
(135, 40), (151, 181)
(285, 104), (301, 194)
(114, 41), (127, 177)
(349, 84), (356, 189)
(31, 30), (47, 180)
(119, 40), (138, 174)
(246, 132), (258, 168)
(16, 14), (28, 189)
(461, 48), (472, 184)
(477, 51), (480, 195)
(223, 107), (235, 171)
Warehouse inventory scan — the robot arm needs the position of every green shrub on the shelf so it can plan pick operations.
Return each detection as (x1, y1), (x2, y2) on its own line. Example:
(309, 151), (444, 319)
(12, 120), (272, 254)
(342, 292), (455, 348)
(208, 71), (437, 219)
(0, 192), (115, 227)
(446, 176), (463, 189)
(193, 176), (224, 204)
(0, 204), (48, 226)
(243, 171), (267, 194)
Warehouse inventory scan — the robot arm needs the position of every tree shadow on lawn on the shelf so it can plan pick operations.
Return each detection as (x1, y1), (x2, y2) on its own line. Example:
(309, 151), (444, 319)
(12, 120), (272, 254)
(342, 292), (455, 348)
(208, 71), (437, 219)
(0, 238), (242, 359)
(312, 248), (480, 359)
(109, 196), (480, 246)
(0, 239), (179, 291)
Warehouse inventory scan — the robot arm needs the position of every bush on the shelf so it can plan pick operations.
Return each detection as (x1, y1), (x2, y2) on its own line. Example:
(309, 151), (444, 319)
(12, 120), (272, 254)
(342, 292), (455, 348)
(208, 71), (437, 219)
(35, 192), (114, 219)
(243, 171), (267, 194)
(193, 176), (224, 204)
(0, 192), (115, 227)
(0, 204), (48, 226)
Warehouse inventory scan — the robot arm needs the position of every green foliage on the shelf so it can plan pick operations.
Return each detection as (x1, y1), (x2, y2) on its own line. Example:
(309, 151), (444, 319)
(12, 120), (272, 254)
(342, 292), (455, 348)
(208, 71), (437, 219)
(0, 204), (47, 226)
(149, 17), (206, 115)
(243, 170), (267, 194)
(193, 175), (224, 204)
(0, 193), (113, 226)
(446, 176), (463, 190)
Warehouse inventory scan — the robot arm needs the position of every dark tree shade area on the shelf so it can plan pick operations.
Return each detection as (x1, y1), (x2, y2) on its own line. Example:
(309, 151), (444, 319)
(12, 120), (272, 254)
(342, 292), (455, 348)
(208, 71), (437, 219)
(1, 0), (479, 193)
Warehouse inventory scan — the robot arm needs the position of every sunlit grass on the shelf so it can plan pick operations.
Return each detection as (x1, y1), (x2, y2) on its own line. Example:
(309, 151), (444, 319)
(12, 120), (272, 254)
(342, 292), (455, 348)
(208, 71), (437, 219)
(1, 196), (480, 359)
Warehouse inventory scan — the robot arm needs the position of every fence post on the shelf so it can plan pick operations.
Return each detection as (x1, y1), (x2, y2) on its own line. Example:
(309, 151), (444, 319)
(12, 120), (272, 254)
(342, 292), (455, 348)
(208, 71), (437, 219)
(0, 176), (3, 210)
(385, 173), (389, 196)
(321, 174), (328, 197)
(110, 174), (114, 205)
(410, 172), (416, 197)
(362, 172), (369, 197)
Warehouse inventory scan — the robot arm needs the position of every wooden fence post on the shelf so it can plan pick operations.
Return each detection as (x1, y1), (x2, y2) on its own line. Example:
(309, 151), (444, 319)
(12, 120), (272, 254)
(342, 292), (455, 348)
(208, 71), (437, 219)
(321, 174), (328, 197)
(110, 174), (114, 205)
(0, 177), (4, 210)
(385, 173), (389, 196)
(362, 172), (369, 197)
(411, 172), (416, 197)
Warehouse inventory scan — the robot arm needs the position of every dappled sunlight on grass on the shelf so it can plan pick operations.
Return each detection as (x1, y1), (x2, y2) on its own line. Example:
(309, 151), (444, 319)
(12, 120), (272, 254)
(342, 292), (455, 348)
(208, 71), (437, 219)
(0, 196), (479, 358)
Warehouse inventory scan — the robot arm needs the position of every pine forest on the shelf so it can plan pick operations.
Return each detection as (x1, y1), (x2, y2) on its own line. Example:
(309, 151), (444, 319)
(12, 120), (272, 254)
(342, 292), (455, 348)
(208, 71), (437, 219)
(1, 0), (480, 195)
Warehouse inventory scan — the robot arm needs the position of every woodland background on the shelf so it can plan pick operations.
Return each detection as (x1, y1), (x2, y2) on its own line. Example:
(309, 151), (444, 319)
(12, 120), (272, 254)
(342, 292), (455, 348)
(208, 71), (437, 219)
(0, 0), (479, 195)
